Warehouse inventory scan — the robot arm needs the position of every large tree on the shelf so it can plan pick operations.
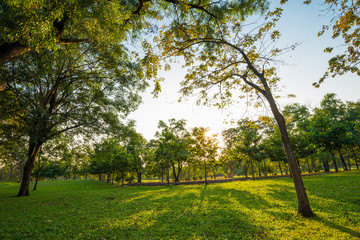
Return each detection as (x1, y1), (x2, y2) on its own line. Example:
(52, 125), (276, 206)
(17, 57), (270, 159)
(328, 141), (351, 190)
(0, 43), (147, 196)
(155, 4), (314, 216)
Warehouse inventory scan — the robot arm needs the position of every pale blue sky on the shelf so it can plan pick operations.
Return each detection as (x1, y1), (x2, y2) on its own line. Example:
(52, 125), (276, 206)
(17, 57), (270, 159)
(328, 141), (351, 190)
(128, 1), (360, 141)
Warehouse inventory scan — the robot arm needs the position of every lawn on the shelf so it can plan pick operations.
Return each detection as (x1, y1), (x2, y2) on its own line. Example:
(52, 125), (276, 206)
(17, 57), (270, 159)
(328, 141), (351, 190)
(0, 171), (359, 240)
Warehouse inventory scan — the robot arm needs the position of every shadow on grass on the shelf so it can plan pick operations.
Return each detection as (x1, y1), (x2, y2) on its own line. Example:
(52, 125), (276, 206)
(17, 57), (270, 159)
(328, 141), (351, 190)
(313, 215), (360, 238)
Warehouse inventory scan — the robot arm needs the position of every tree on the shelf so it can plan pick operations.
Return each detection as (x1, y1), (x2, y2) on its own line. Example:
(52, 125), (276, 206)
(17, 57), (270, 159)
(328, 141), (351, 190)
(0, 43), (147, 196)
(155, 119), (191, 182)
(0, 0), (260, 67)
(301, 0), (360, 87)
(191, 127), (219, 184)
(232, 119), (265, 180)
(126, 131), (148, 183)
(155, 4), (314, 216)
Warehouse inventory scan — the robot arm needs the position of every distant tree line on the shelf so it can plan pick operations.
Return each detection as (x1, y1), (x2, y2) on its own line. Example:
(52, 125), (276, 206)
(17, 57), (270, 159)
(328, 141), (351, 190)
(1, 93), (359, 186)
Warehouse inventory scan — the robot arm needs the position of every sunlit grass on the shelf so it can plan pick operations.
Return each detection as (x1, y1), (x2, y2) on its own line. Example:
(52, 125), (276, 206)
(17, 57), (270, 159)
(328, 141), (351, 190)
(0, 170), (359, 239)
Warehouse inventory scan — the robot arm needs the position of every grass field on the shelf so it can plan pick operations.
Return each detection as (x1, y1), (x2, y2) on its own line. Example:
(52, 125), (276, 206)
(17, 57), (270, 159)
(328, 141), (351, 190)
(1, 171), (359, 240)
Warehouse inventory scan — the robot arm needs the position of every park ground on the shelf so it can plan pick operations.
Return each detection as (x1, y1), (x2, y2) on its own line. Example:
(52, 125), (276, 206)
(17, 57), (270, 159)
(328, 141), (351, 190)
(0, 170), (359, 240)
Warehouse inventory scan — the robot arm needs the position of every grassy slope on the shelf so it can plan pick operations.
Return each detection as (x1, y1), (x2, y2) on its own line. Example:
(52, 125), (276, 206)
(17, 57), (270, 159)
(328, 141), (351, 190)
(0, 171), (359, 240)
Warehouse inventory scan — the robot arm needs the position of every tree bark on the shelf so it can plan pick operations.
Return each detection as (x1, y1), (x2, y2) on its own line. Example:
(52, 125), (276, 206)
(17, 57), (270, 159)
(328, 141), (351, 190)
(263, 91), (314, 217)
(17, 142), (42, 196)
(338, 150), (348, 170)
(172, 164), (181, 182)
(33, 160), (43, 191)
(330, 151), (338, 172)
(0, 42), (30, 66)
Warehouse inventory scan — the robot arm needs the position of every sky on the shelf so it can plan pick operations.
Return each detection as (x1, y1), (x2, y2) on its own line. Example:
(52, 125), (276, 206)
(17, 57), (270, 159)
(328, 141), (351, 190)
(127, 1), (360, 142)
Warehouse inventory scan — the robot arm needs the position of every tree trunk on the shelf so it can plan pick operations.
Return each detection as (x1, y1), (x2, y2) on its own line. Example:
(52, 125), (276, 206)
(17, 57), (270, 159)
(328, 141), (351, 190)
(347, 154), (352, 170)
(111, 172), (114, 185)
(323, 160), (330, 172)
(251, 161), (255, 181)
(0, 167), (3, 180)
(33, 162), (43, 191)
(8, 166), (13, 182)
(310, 156), (317, 172)
(172, 164), (179, 182)
(213, 168), (216, 180)
(0, 42), (30, 66)
(167, 168), (170, 186)
(305, 158), (312, 173)
(263, 161), (268, 176)
(17, 142), (42, 196)
(330, 151), (338, 172)
(137, 171), (142, 183)
(121, 172), (124, 186)
(244, 164), (248, 178)
(177, 163), (182, 182)
(353, 148), (359, 170)
(257, 162), (262, 177)
(338, 150), (348, 170)
(204, 160), (208, 185)
(278, 161), (283, 175)
(264, 91), (313, 217)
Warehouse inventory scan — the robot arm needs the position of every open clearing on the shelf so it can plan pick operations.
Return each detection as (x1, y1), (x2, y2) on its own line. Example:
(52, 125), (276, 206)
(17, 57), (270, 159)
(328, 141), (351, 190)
(1, 171), (359, 240)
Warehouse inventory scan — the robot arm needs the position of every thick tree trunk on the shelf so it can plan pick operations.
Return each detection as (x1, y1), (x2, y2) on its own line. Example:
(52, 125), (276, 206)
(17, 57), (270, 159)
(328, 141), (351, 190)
(330, 151), (338, 172)
(0, 42), (30, 66)
(338, 150), (348, 170)
(0, 167), (3, 180)
(213, 168), (216, 180)
(264, 92), (314, 217)
(17, 142), (42, 196)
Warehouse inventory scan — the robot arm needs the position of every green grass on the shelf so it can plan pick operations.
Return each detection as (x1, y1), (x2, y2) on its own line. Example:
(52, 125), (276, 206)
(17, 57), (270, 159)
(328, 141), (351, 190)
(1, 171), (359, 240)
